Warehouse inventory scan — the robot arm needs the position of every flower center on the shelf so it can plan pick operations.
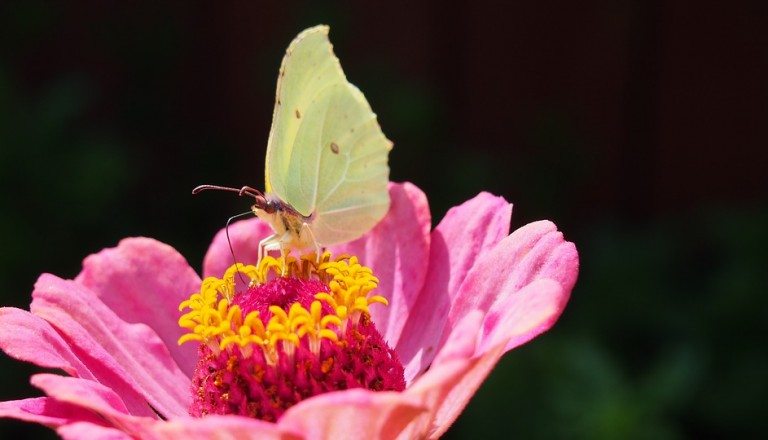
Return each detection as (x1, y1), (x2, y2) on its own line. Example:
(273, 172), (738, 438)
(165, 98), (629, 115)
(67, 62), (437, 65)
(177, 253), (405, 421)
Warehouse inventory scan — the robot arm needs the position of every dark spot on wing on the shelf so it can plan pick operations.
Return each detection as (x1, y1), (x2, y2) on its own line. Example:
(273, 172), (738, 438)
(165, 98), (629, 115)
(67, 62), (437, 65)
(330, 142), (340, 154)
(295, 109), (301, 119)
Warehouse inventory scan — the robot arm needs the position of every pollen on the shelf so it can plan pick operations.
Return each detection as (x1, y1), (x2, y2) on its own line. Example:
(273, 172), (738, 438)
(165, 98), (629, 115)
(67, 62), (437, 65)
(178, 252), (405, 421)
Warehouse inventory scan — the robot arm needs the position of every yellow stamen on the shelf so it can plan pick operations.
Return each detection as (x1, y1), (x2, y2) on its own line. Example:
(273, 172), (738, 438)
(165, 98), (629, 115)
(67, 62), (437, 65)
(177, 252), (388, 365)
(315, 256), (386, 322)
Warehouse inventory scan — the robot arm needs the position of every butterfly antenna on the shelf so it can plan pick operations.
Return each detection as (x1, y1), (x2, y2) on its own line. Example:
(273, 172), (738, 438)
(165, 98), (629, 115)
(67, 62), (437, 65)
(225, 211), (255, 286)
(192, 185), (270, 211)
(193, 185), (270, 285)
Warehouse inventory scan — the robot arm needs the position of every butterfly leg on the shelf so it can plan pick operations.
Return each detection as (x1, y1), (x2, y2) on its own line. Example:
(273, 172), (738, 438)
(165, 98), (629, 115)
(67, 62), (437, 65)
(258, 233), (279, 266)
(263, 231), (297, 275)
(300, 222), (323, 263)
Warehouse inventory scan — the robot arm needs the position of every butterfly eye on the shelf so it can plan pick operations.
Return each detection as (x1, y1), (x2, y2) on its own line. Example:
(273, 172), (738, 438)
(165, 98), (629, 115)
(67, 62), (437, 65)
(249, 195), (276, 214)
(264, 199), (278, 214)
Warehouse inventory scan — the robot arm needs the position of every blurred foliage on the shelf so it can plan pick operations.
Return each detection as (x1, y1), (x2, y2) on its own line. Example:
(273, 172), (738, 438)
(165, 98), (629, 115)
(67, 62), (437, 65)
(1, 1), (766, 439)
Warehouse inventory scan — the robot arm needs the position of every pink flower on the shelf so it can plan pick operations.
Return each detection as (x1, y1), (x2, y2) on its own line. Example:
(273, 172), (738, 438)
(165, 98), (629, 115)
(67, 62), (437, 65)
(0, 182), (578, 439)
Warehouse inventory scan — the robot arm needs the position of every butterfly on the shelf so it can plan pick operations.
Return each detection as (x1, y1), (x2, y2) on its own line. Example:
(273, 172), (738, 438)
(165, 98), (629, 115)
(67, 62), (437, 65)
(194, 25), (392, 264)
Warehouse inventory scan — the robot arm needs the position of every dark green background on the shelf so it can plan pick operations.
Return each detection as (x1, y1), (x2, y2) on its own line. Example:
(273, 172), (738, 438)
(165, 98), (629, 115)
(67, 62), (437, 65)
(1, 1), (766, 439)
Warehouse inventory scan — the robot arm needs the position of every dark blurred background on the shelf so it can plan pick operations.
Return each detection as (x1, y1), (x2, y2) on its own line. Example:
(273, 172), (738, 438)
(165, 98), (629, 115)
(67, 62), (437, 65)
(1, 1), (766, 439)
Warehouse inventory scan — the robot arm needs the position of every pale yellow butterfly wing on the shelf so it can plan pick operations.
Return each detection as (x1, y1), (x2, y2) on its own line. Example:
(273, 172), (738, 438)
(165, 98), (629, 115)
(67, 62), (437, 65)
(265, 25), (392, 247)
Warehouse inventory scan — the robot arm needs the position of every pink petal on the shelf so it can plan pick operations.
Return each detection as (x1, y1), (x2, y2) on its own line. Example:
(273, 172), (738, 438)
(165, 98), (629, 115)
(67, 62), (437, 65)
(399, 311), (483, 439)
(0, 307), (90, 377)
(440, 220), (578, 354)
(424, 280), (565, 438)
(332, 182), (432, 349)
(429, 310), (482, 367)
(0, 397), (106, 428)
(500, 220), (579, 295)
(279, 389), (426, 440)
(203, 217), (275, 278)
(151, 415), (299, 440)
(424, 343), (507, 439)
(482, 279), (567, 353)
(75, 237), (200, 377)
(30, 274), (191, 419)
(397, 192), (512, 381)
(58, 422), (134, 440)
(30, 374), (155, 436)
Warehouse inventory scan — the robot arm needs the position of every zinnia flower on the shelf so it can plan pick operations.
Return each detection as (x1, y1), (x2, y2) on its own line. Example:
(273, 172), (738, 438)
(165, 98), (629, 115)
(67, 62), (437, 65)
(0, 182), (578, 439)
